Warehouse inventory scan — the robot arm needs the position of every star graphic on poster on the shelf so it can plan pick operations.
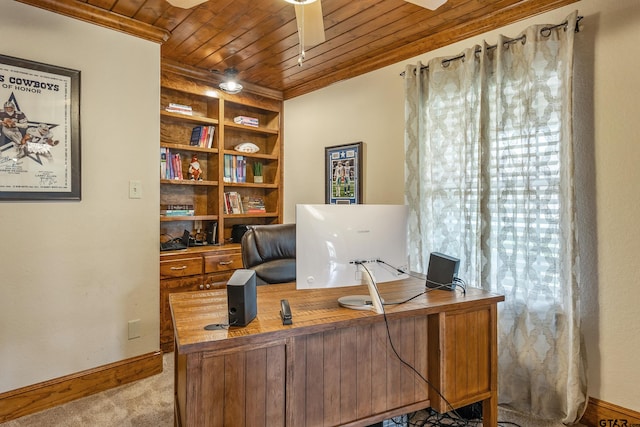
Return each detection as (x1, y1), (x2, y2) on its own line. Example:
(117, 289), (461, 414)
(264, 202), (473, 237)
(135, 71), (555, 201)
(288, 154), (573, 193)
(0, 93), (59, 165)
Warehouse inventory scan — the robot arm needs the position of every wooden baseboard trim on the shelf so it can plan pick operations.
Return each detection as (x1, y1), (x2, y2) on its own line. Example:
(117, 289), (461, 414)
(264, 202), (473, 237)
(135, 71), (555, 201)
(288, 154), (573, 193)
(0, 350), (163, 423)
(581, 397), (640, 427)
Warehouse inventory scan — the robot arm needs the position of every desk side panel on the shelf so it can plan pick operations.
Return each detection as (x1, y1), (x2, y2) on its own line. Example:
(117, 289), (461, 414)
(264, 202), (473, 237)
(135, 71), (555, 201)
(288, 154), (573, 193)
(429, 306), (494, 412)
(288, 316), (429, 425)
(176, 344), (286, 427)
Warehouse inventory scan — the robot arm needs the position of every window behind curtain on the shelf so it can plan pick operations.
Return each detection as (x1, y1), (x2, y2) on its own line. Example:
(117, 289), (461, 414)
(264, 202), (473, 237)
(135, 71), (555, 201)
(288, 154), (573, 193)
(404, 12), (586, 421)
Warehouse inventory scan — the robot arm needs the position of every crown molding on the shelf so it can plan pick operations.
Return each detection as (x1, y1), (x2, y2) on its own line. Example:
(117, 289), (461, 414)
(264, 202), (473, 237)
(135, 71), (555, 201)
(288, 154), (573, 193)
(17, 0), (170, 44)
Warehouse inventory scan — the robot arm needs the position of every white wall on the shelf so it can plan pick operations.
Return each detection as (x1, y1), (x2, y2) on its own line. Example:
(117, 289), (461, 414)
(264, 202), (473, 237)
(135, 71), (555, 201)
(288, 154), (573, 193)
(284, 72), (406, 214)
(0, 2), (160, 393)
(284, 0), (640, 413)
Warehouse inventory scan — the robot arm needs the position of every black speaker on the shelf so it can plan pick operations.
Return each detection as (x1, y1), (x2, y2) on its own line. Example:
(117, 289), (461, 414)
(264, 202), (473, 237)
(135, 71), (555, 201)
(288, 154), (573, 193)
(206, 221), (217, 244)
(226, 269), (257, 326)
(426, 252), (460, 290)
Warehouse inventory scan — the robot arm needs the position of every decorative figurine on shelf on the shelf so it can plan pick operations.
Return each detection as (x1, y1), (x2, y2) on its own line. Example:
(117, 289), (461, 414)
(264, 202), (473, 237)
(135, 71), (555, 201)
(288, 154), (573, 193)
(188, 154), (203, 181)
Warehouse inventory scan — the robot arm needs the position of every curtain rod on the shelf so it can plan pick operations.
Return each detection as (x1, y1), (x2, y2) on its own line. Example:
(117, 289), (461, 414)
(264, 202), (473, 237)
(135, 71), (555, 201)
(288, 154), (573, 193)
(400, 15), (583, 76)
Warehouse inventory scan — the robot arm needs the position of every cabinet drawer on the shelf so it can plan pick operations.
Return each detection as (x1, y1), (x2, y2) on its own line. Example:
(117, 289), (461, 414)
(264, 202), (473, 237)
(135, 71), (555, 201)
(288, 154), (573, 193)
(160, 256), (202, 279)
(204, 252), (243, 273)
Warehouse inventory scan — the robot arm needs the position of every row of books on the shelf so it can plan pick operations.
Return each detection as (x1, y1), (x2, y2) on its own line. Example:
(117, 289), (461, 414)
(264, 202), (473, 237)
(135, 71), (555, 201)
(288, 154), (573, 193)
(165, 103), (192, 115)
(223, 192), (266, 214)
(160, 148), (184, 180)
(190, 125), (215, 148)
(223, 154), (247, 183)
(161, 204), (194, 216)
(243, 196), (266, 213)
(223, 192), (243, 214)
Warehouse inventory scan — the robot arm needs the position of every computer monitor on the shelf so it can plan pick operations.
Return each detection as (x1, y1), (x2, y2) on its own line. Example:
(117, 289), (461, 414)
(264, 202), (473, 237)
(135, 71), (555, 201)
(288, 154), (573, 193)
(295, 204), (409, 313)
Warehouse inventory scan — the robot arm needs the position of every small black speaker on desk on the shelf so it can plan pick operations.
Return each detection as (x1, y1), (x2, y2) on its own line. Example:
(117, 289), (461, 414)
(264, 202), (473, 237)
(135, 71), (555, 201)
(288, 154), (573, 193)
(426, 252), (460, 290)
(227, 269), (257, 326)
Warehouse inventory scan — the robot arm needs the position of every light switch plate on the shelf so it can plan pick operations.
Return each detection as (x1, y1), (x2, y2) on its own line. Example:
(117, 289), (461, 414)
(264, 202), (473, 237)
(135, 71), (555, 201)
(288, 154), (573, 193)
(129, 180), (142, 199)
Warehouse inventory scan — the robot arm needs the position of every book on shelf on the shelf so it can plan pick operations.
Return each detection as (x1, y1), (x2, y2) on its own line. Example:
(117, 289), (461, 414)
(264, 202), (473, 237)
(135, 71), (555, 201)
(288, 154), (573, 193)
(165, 103), (193, 115)
(172, 153), (183, 179)
(223, 191), (231, 214)
(161, 204), (194, 216)
(160, 148), (167, 179)
(160, 148), (184, 180)
(190, 125), (215, 148)
(243, 196), (266, 213)
(161, 209), (195, 216)
(224, 191), (244, 214)
(223, 154), (247, 183)
(233, 115), (259, 127)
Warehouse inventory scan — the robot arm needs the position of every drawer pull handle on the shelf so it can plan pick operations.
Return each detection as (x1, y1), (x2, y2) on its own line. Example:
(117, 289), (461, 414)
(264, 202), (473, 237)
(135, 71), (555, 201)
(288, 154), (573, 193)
(219, 261), (233, 265)
(199, 285), (204, 290)
(170, 266), (188, 270)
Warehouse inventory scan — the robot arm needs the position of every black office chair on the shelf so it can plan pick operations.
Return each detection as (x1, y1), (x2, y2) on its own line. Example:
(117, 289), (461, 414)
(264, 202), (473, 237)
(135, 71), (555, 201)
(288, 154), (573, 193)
(240, 224), (296, 285)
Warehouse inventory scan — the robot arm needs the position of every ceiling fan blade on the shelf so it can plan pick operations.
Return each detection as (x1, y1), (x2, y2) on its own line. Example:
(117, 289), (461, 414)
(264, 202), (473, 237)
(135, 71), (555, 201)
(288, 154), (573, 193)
(294, 0), (326, 48)
(404, 0), (447, 10)
(166, 0), (207, 9)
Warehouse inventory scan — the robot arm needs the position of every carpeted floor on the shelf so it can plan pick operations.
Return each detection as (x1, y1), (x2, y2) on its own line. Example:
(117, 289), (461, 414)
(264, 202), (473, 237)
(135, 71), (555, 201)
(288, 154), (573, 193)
(1, 352), (571, 427)
(1, 354), (174, 427)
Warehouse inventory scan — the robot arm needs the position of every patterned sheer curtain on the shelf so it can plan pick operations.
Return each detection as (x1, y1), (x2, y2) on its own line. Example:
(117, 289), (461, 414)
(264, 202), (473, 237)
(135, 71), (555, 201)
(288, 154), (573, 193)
(404, 11), (587, 423)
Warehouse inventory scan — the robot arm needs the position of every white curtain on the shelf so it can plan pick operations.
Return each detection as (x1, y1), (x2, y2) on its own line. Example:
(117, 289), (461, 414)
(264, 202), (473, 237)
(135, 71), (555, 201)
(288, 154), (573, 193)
(404, 11), (587, 423)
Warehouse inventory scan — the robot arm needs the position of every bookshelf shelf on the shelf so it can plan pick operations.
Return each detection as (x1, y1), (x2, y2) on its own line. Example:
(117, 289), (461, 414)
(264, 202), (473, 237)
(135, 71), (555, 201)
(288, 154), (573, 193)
(223, 182), (278, 189)
(161, 110), (219, 126)
(160, 179), (218, 187)
(161, 214), (219, 222)
(221, 149), (277, 160)
(162, 142), (219, 154)
(224, 121), (279, 135)
(222, 212), (279, 219)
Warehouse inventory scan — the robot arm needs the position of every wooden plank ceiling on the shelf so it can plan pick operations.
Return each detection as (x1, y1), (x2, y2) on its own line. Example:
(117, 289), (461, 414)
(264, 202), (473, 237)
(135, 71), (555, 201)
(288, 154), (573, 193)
(18, 0), (578, 99)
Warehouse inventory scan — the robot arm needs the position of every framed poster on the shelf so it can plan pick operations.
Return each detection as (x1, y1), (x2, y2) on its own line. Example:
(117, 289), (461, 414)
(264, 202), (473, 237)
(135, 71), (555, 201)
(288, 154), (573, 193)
(325, 141), (362, 204)
(0, 54), (81, 201)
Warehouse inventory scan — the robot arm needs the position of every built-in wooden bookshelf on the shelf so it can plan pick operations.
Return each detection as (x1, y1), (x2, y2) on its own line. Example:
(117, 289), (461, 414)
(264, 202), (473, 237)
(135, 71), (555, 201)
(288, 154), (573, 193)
(159, 63), (283, 352)
(160, 63), (283, 247)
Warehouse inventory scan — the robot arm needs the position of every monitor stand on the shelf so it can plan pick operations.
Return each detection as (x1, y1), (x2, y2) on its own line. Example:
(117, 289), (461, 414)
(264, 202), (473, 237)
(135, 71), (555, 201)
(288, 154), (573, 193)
(337, 272), (384, 314)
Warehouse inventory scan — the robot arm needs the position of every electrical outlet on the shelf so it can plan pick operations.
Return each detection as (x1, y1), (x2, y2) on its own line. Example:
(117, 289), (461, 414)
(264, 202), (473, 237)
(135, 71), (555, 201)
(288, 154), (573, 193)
(128, 319), (141, 340)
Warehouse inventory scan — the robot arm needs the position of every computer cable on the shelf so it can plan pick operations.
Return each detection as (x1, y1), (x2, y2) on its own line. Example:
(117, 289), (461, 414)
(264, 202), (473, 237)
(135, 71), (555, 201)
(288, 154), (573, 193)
(203, 318), (238, 330)
(453, 277), (467, 295)
(374, 259), (467, 298)
(354, 262), (473, 427)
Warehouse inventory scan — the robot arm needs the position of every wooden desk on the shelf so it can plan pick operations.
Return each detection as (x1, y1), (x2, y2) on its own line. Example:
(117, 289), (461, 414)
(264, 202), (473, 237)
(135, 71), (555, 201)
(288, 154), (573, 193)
(170, 278), (504, 427)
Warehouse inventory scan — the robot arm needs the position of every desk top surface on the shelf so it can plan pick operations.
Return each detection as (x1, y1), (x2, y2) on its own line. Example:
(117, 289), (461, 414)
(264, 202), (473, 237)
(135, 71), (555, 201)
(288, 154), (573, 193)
(169, 277), (504, 354)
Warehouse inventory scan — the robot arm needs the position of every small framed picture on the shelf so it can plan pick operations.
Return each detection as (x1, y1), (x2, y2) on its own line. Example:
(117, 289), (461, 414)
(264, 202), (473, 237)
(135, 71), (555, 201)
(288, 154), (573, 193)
(325, 141), (362, 204)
